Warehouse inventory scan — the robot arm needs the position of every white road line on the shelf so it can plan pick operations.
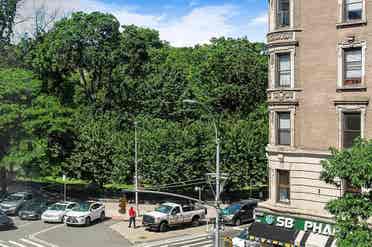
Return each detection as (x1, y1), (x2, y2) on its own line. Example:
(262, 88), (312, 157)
(20, 239), (45, 247)
(0, 241), (10, 247)
(142, 234), (209, 247)
(17, 223), (33, 228)
(183, 240), (212, 247)
(28, 224), (63, 247)
(29, 225), (63, 238)
(8, 241), (27, 247)
(28, 237), (57, 247)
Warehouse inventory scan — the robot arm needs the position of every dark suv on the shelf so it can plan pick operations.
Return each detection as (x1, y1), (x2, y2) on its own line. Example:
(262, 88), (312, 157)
(221, 199), (258, 226)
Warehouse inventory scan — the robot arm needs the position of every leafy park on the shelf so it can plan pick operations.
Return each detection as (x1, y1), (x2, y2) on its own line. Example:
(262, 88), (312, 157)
(0, 10), (269, 194)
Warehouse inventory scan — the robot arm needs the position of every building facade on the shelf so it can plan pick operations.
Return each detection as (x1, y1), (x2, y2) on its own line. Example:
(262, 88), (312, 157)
(252, 0), (371, 245)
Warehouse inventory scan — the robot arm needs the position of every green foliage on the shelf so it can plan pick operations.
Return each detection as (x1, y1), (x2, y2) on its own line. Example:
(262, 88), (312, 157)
(321, 139), (372, 246)
(0, 68), (74, 178)
(31, 12), (122, 106)
(67, 112), (130, 187)
(3, 12), (269, 193)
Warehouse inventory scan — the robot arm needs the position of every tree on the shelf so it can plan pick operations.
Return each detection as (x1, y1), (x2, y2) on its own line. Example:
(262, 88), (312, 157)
(31, 12), (122, 107)
(0, 68), (41, 191)
(0, 68), (74, 191)
(321, 139), (372, 247)
(0, 0), (21, 45)
(67, 112), (129, 187)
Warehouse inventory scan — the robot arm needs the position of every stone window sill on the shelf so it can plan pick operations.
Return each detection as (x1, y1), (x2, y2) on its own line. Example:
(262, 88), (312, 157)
(267, 88), (303, 92)
(336, 20), (367, 29)
(336, 86), (367, 92)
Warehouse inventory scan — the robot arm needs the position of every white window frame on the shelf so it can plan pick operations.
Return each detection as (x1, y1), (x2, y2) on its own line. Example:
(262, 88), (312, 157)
(269, 47), (295, 89)
(336, 105), (366, 149)
(337, 41), (366, 89)
(269, 106), (296, 148)
(338, 0), (366, 23)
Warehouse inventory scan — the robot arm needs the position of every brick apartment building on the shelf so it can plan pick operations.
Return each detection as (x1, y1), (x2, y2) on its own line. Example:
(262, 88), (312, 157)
(246, 0), (371, 246)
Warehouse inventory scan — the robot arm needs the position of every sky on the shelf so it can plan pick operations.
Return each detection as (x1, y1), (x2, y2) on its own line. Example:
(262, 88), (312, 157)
(16, 0), (268, 47)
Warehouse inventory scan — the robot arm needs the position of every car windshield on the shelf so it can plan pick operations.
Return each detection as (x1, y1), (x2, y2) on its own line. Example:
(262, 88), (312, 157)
(222, 204), (241, 215)
(49, 204), (67, 211)
(22, 200), (45, 210)
(73, 203), (91, 212)
(155, 205), (173, 214)
(4, 195), (23, 201)
(238, 229), (248, 239)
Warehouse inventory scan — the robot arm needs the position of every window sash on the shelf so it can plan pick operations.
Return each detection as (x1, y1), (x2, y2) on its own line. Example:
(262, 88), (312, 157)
(277, 170), (290, 203)
(343, 48), (362, 83)
(276, 0), (290, 27)
(344, 0), (363, 21)
(343, 113), (361, 148)
(277, 112), (291, 145)
(276, 53), (291, 88)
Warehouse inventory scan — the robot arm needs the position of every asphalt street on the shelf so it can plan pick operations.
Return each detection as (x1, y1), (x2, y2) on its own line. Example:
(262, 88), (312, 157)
(0, 217), (132, 247)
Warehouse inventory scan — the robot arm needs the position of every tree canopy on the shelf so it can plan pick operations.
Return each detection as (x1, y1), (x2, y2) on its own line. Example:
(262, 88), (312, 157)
(1, 10), (269, 193)
(321, 139), (372, 247)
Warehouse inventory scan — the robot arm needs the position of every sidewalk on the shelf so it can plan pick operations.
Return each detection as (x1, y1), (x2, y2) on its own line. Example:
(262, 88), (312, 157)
(110, 222), (211, 245)
(105, 202), (220, 245)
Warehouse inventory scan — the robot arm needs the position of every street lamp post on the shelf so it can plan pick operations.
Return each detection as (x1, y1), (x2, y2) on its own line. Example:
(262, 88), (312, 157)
(183, 99), (221, 247)
(134, 121), (139, 215)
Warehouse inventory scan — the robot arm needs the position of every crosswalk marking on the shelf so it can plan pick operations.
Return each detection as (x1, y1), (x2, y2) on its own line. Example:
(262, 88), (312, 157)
(8, 241), (27, 247)
(20, 239), (45, 247)
(0, 239), (47, 247)
(141, 234), (209, 247)
(141, 234), (213, 247)
(183, 240), (212, 247)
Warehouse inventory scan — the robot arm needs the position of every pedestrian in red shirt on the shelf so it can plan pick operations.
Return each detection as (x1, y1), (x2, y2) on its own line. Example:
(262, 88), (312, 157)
(128, 206), (136, 228)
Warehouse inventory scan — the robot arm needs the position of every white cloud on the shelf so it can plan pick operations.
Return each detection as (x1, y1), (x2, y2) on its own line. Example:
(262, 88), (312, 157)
(15, 0), (265, 47)
(158, 5), (239, 47)
(249, 13), (268, 26)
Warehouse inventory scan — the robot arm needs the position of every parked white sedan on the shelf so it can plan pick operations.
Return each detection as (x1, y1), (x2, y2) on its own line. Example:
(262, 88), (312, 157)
(41, 202), (78, 223)
(65, 201), (105, 226)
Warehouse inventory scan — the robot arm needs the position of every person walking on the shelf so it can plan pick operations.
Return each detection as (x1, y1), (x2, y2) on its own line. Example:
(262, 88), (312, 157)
(128, 206), (136, 228)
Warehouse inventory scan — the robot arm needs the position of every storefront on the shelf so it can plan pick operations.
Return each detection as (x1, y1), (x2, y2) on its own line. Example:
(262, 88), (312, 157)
(241, 211), (337, 247)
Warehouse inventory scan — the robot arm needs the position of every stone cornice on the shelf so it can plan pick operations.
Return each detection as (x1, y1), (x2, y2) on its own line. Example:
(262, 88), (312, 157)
(266, 145), (332, 158)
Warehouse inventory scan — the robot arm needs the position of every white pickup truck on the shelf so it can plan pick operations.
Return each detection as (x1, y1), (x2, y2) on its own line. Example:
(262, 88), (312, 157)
(142, 202), (207, 232)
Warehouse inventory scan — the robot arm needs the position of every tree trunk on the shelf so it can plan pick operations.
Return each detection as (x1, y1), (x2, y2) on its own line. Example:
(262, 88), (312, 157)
(0, 167), (8, 193)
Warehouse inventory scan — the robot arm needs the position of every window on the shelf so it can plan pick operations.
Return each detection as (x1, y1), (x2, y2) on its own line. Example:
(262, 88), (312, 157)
(277, 0), (290, 27)
(343, 112), (361, 148)
(171, 207), (181, 215)
(344, 0), (363, 21)
(277, 112), (291, 145)
(344, 48), (362, 86)
(277, 170), (290, 203)
(276, 53), (291, 88)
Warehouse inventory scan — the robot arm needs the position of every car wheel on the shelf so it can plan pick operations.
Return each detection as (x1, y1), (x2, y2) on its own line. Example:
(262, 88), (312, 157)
(100, 212), (105, 222)
(234, 218), (241, 226)
(85, 217), (91, 226)
(159, 222), (168, 232)
(191, 216), (200, 227)
(62, 216), (67, 223)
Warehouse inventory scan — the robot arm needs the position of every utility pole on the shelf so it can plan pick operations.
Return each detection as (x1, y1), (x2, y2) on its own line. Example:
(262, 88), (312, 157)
(183, 99), (222, 247)
(215, 132), (220, 247)
(134, 121), (139, 215)
(63, 174), (66, 202)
